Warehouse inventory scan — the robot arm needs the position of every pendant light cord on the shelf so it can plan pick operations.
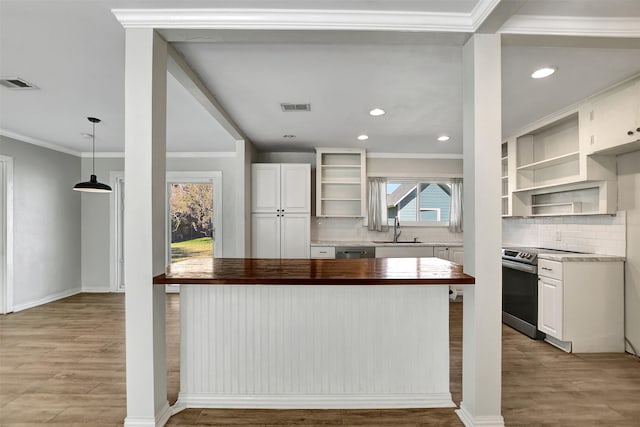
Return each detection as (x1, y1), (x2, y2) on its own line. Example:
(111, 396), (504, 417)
(92, 121), (96, 176)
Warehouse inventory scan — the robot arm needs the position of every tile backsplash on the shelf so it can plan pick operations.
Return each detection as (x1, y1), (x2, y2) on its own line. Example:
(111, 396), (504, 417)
(312, 217), (464, 244)
(502, 211), (626, 256)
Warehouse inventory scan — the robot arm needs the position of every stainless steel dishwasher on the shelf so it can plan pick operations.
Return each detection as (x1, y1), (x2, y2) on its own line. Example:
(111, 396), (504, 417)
(334, 246), (375, 259)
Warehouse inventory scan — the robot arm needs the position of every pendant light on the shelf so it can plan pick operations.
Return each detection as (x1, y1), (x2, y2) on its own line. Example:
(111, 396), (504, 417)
(73, 117), (112, 193)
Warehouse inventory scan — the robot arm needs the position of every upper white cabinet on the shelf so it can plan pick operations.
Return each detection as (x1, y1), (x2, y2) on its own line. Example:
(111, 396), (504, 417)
(252, 163), (310, 214)
(585, 79), (640, 155)
(507, 108), (617, 217)
(316, 148), (366, 217)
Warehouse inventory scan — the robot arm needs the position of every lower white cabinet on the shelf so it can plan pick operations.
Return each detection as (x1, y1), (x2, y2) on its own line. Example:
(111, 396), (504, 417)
(434, 246), (464, 265)
(251, 213), (310, 258)
(310, 246), (336, 259)
(537, 258), (624, 352)
(375, 246), (434, 258)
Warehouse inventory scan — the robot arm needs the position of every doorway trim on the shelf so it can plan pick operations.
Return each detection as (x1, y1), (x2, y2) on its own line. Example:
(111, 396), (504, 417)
(110, 171), (125, 292)
(166, 171), (223, 266)
(0, 155), (14, 314)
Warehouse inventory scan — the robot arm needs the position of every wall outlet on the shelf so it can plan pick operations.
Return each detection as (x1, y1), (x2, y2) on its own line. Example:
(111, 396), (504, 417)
(556, 231), (562, 241)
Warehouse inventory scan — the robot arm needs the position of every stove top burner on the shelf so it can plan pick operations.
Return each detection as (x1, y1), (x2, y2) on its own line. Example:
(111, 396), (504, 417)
(501, 247), (573, 265)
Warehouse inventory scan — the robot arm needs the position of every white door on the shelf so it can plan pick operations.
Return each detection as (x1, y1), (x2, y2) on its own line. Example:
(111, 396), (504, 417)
(280, 164), (310, 213)
(251, 213), (281, 258)
(538, 276), (564, 339)
(281, 214), (310, 258)
(251, 164), (280, 213)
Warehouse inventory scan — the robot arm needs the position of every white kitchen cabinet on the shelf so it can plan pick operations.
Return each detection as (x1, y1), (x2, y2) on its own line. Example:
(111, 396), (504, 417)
(251, 163), (310, 258)
(252, 163), (310, 214)
(538, 275), (564, 340)
(434, 246), (464, 265)
(375, 245), (434, 258)
(316, 148), (366, 217)
(310, 246), (336, 259)
(537, 258), (624, 353)
(587, 79), (640, 155)
(251, 213), (310, 258)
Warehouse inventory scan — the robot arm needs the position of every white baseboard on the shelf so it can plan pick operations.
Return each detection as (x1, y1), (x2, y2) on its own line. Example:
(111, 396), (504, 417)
(124, 401), (171, 427)
(456, 402), (505, 427)
(13, 287), (81, 312)
(82, 287), (112, 293)
(175, 393), (455, 410)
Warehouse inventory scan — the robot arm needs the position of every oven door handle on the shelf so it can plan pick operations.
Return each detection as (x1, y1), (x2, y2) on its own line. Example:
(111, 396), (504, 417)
(502, 259), (537, 274)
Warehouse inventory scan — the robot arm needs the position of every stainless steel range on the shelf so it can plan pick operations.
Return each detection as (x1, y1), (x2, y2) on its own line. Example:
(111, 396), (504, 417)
(501, 247), (569, 339)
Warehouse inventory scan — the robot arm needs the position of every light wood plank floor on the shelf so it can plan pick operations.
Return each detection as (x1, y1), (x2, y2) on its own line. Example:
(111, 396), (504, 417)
(1, 293), (639, 426)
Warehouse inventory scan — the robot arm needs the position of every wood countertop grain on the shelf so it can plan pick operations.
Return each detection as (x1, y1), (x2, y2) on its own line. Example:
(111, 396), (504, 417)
(153, 257), (474, 286)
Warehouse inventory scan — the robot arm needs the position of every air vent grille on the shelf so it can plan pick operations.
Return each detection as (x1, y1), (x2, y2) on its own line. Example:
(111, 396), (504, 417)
(0, 77), (38, 89)
(281, 103), (311, 112)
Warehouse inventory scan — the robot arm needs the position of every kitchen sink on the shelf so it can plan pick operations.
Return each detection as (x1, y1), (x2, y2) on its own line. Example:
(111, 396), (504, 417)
(372, 240), (423, 244)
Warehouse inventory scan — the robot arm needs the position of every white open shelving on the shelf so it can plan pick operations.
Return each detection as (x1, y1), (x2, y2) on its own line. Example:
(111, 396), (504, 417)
(316, 148), (366, 217)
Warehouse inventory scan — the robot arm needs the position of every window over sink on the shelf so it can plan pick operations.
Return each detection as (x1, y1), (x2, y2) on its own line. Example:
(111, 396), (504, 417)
(386, 180), (452, 226)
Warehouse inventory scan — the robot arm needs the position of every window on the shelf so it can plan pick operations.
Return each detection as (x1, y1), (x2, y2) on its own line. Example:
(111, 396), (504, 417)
(386, 180), (452, 225)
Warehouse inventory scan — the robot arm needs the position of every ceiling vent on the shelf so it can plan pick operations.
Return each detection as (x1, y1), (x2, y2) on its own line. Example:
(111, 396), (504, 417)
(0, 77), (38, 89)
(281, 103), (311, 112)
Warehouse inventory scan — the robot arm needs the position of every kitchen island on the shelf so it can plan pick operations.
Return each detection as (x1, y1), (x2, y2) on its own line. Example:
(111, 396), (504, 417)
(154, 257), (474, 412)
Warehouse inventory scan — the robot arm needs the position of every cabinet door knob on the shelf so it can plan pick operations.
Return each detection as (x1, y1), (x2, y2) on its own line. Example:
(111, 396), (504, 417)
(636, 127), (640, 132)
(627, 130), (635, 136)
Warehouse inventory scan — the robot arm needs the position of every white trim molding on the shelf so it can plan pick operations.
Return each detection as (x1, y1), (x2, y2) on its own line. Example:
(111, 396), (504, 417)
(367, 152), (463, 159)
(112, 8), (477, 32)
(456, 402), (506, 427)
(123, 402), (171, 427)
(0, 128), (81, 157)
(13, 287), (81, 312)
(0, 155), (13, 314)
(500, 15), (640, 37)
(83, 152), (236, 158)
(175, 393), (456, 410)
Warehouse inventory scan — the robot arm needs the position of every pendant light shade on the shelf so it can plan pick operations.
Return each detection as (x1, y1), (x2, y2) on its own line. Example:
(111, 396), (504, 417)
(74, 117), (112, 193)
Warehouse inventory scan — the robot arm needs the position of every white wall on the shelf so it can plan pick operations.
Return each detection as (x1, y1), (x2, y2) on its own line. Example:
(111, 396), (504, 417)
(81, 154), (242, 291)
(0, 135), (81, 310)
(617, 150), (640, 355)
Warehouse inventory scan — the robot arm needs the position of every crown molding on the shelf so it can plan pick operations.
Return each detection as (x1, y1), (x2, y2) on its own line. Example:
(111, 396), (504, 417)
(469, 0), (503, 31)
(112, 8), (476, 32)
(367, 152), (463, 160)
(80, 151), (236, 158)
(0, 128), (81, 157)
(500, 15), (640, 37)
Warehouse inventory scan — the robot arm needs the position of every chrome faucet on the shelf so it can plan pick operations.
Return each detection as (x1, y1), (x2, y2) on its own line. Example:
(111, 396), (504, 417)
(392, 216), (401, 243)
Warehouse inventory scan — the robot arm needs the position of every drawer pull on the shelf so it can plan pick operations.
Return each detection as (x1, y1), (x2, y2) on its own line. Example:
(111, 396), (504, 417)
(627, 130), (635, 136)
(541, 267), (553, 271)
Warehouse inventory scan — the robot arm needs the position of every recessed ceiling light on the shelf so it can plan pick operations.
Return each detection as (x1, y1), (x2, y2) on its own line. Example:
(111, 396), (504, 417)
(369, 108), (385, 117)
(531, 66), (557, 79)
(437, 135), (450, 142)
(282, 134), (296, 139)
(357, 134), (369, 141)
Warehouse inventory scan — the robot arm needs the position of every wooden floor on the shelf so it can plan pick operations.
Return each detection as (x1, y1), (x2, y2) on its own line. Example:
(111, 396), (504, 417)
(0, 293), (639, 426)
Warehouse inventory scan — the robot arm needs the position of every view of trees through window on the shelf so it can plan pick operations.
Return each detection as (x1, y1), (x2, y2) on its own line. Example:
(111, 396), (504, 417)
(169, 183), (214, 263)
(386, 180), (451, 224)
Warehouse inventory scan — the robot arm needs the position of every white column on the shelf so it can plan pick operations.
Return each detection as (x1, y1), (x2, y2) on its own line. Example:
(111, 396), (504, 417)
(123, 29), (170, 427)
(458, 34), (504, 427)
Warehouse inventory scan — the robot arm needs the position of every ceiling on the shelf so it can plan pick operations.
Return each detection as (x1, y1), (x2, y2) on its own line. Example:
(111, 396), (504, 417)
(1, 0), (639, 156)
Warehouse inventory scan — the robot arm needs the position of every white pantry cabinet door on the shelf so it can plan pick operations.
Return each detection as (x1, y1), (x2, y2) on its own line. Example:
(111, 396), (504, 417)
(280, 164), (310, 213)
(251, 213), (281, 258)
(280, 214), (310, 258)
(538, 276), (563, 340)
(251, 164), (281, 213)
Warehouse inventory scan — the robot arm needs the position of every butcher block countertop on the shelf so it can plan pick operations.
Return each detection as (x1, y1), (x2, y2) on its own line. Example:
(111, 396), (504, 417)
(153, 257), (475, 286)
